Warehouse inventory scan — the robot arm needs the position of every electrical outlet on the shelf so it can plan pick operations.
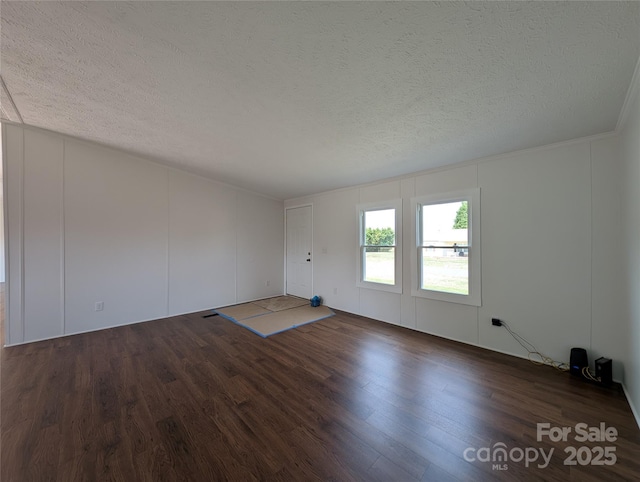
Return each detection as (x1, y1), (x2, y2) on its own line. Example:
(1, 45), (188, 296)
(95, 301), (104, 312)
(266, 280), (270, 286)
(491, 318), (502, 327)
(333, 287), (338, 295)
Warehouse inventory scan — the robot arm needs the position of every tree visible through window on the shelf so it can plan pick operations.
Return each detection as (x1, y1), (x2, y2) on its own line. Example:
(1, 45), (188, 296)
(420, 201), (469, 294)
(362, 209), (396, 285)
(453, 201), (468, 229)
(357, 199), (403, 293)
(365, 227), (395, 250)
(412, 189), (480, 305)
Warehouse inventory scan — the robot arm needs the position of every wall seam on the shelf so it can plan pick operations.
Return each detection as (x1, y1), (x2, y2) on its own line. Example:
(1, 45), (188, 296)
(20, 127), (25, 342)
(413, 177), (417, 330)
(2, 124), (9, 344)
(589, 141), (594, 351)
(60, 138), (66, 335)
(235, 190), (238, 303)
(166, 170), (171, 317)
(358, 188), (361, 316)
(283, 206), (287, 295)
(476, 163), (480, 344)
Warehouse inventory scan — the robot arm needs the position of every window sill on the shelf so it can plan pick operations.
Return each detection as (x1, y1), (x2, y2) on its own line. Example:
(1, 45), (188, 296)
(411, 288), (481, 306)
(358, 280), (403, 294)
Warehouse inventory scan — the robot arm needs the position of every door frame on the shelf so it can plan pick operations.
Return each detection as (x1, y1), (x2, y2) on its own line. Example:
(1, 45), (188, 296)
(284, 203), (313, 298)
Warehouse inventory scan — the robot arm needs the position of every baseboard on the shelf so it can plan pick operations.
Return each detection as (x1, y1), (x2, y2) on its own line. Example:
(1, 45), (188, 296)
(621, 382), (640, 430)
(333, 307), (640, 428)
(2, 313), (168, 347)
(342, 307), (565, 367)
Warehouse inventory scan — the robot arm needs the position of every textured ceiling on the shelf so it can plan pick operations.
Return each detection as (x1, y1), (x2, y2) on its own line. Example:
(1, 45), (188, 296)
(1, 1), (639, 200)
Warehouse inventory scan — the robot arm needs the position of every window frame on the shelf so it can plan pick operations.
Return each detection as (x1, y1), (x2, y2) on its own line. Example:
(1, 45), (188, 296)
(411, 188), (481, 306)
(356, 199), (403, 294)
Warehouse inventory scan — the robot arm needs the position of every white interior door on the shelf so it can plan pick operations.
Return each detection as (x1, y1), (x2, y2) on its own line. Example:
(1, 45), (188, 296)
(286, 205), (312, 299)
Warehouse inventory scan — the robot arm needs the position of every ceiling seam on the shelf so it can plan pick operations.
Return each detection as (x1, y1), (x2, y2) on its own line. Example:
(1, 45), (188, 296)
(0, 76), (24, 124)
(615, 53), (640, 133)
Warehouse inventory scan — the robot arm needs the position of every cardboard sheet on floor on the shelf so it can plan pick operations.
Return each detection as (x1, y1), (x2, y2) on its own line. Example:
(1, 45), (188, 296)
(252, 295), (308, 312)
(215, 303), (270, 321)
(240, 305), (334, 337)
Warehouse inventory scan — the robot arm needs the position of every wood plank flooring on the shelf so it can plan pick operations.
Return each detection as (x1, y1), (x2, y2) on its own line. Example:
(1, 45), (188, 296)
(1, 306), (639, 481)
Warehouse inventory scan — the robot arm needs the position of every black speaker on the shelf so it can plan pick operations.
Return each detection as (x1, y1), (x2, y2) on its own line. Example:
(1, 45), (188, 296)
(595, 357), (613, 386)
(570, 348), (588, 376)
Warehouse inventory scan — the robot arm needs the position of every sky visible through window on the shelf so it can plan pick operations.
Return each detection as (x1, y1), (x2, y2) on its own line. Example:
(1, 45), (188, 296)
(363, 209), (395, 285)
(422, 201), (465, 242)
(363, 203), (463, 235)
(361, 203), (468, 290)
(421, 200), (468, 294)
(364, 209), (394, 231)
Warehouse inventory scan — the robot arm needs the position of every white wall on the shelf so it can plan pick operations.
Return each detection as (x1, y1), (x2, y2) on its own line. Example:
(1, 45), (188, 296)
(236, 192), (286, 302)
(619, 67), (640, 423)
(3, 124), (284, 345)
(64, 139), (169, 334)
(591, 136), (626, 379)
(23, 129), (64, 340)
(478, 144), (593, 362)
(168, 171), (237, 315)
(285, 134), (625, 381)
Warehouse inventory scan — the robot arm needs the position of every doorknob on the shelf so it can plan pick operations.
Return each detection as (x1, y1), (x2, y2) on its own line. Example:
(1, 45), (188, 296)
(306, 258), (311, 262)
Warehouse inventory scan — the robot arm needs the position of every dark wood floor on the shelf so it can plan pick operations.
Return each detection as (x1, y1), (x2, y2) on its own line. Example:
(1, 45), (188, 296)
(1, 304), (639, 481)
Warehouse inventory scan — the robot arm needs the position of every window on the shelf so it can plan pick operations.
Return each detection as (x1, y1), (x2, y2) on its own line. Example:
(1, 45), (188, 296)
(357, 200), (402, 293)
(411, 189), (480, 305)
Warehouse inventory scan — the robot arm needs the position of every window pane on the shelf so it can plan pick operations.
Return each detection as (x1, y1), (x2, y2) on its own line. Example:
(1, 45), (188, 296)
(421, 201), (467, 247)
(421, 248), (469, 294)
(364, 209), (395, 246)
(364, 247), (395, 285)
(420, 200), (469, 294)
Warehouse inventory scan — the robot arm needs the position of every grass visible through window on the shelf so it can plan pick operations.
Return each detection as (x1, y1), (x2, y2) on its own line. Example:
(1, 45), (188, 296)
(421, 254), (468, 294)
(365, 251), (469, 293)
(364, 250), (395, 285)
